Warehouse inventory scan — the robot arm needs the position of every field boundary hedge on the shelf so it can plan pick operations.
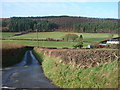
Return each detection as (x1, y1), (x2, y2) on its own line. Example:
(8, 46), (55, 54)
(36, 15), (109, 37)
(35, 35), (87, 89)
(2, 44), (33, 67)
(33, 49), (118, 88)
(1, 38), (97, 43)
(1, 38), (63, 41)
(34, 47), (119, 69)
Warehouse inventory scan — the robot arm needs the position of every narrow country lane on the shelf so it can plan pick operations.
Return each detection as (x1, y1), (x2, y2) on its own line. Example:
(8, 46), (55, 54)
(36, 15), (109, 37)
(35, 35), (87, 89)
(2, 50), (57, 89)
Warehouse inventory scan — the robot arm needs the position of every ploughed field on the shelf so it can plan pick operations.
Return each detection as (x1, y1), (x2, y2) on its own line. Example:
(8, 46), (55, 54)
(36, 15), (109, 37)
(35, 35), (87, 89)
(1, 32), (118, 48)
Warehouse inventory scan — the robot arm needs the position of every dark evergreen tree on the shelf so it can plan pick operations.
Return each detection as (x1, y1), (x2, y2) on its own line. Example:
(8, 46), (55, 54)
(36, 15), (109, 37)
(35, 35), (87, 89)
(73, 22), (118, 33)
(9, 17), (58, 32)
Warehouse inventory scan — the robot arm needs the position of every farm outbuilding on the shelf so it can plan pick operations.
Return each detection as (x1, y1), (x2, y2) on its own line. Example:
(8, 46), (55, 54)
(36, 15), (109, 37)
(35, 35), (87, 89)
(106, 40), (119, 44)
(99, 37), (120, 45)
(93, 37), (120, 48)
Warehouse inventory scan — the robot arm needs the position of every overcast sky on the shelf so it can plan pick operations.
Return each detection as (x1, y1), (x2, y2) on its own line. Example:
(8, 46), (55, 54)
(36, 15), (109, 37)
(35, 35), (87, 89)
(1, 0), (119, 18)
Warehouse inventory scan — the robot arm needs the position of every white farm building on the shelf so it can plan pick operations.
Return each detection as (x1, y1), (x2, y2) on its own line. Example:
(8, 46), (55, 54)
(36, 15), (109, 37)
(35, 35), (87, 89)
(99, 37), (120, 45)
(106, 40), (119, 44)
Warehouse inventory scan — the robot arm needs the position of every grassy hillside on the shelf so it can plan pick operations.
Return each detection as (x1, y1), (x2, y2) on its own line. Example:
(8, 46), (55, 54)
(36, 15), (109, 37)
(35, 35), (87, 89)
(33, 49), (118, 88)
(2, 16), (118, 32)
(3, 32), (118, 42)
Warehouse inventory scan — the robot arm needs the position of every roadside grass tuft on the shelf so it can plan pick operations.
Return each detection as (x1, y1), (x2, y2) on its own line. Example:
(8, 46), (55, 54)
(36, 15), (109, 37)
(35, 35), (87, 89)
(32, 50), (43, 64)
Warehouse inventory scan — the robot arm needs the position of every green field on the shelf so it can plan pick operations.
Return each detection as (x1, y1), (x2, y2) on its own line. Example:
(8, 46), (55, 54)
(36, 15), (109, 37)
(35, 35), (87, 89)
(1, 32), (19, 38)
(2, 32), (118, 42)
(2, 32), (118, 48)
(2, 40), (90, 48)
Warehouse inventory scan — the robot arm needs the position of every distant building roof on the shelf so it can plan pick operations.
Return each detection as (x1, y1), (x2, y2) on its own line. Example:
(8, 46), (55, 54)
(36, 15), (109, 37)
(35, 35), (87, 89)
(99, 37), (120, 43)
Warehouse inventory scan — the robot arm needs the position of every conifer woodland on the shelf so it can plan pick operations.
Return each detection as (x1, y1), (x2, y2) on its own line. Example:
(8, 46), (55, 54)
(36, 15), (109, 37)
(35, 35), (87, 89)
(2, 16), (118, 33)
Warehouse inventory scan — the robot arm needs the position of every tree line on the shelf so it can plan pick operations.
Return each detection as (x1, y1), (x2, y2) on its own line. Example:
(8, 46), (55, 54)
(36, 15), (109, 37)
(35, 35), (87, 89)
(9, 17), (58, 32)
(34, 20), (58, 32)
(62, 34), (83, 48)
(73, 22), (118, 33)
(2, 16), (118, 33)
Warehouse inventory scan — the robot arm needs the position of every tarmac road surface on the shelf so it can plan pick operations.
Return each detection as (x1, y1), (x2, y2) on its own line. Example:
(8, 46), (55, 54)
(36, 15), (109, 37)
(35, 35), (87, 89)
(2, 50), (57, 89)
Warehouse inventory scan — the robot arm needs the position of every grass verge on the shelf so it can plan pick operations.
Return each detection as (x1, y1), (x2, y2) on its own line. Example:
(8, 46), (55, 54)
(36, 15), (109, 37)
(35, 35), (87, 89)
(32, 49), (118, 88)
